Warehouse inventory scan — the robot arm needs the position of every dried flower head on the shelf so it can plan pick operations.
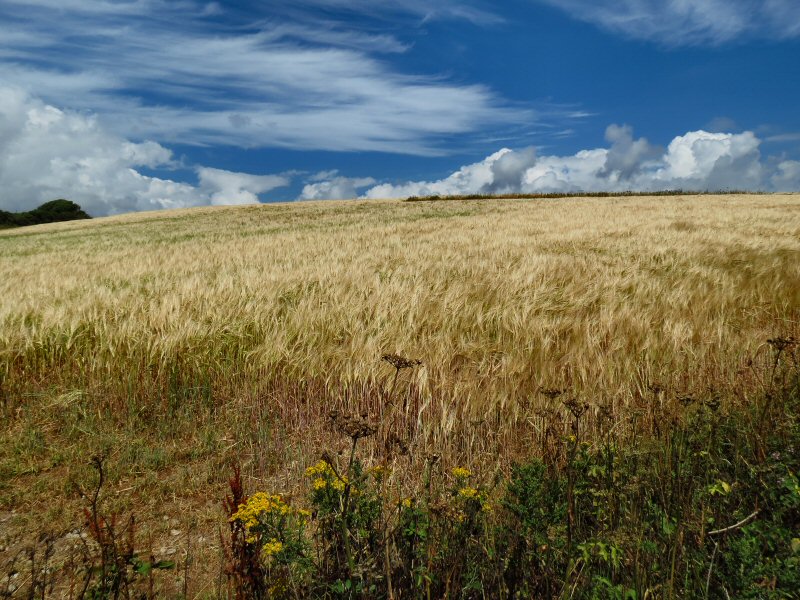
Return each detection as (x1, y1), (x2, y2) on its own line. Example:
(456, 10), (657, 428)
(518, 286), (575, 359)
(540, 388), (565, 400)
(767, 337), (797, 352)
(382, 353), (423, 370)
(385, 432), (409, 457)
(328, 412), (377, 441)
(563, 397), (589, 419)
(597, 404), (613, 422)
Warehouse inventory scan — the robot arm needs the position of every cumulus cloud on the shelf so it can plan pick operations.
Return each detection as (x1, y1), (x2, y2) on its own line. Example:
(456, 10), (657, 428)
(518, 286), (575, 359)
(0, 87), (288, 215)
(299, 172), (377, 200)
(365, 149), (516, 198)
(197, 168), (289, 206)
(534, 0), (800, 45)
(651, 130), (763, 190)
(599, 124), (661, 181)
(356, 125), (792, 199)
(771, 160), (800, 191)
(519, 149), (609, 193)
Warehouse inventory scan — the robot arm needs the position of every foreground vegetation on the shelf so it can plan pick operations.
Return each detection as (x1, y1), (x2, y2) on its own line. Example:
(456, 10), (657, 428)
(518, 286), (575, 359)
(224, 354), (800, 598)
(1, 194), (799, 596)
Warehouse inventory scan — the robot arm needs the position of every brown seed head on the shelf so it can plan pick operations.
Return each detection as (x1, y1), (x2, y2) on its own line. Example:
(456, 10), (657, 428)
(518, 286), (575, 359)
(329, 411), (377, 441)
(385, 432), (409, 456)
(563, 397), (589, 419)
(767, 337), (798, 352)
(382, 353), (423, 370)
(540, 388), (565, 400)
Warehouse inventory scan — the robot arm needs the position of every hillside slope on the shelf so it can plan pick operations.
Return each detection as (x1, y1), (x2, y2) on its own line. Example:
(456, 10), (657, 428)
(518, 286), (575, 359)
(1, 194), (799, 594)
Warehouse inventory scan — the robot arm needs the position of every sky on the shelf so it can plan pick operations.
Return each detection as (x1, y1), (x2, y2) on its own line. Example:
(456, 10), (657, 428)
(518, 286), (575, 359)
(1, 0), (799, 215)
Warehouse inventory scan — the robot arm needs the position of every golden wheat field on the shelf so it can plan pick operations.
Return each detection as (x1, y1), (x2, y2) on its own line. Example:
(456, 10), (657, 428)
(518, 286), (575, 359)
(1, 194), (799, 590)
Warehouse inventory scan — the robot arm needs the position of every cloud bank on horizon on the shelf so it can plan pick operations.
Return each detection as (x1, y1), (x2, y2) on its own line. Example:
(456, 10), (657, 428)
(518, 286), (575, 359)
(2, 85), (798, 215)
(319, 125), (800, 200)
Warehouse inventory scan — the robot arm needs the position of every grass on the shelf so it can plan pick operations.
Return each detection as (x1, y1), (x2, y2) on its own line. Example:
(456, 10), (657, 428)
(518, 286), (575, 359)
(0, 193), (799, 596)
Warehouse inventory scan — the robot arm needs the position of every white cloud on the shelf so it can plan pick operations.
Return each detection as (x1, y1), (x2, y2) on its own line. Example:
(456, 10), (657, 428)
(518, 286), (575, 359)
(652, 130), (763, 189)
(357, 126), (787, 198)
(0, 87), (288, 215)
(198, 168), (289, 206)
(365, 148), (516, 198)
(766, 132), (800, 143)
(771, 160), (800, 191)
(535, 0), (800, 45)
(599, 124), (661, 180)
(300, 173), (377, 200)
(275, 0), (502, 25)
(520, 149), (609, 193)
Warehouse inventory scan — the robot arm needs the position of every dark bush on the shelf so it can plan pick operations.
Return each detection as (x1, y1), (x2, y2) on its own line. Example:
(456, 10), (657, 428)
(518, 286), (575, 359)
(0, 199), (90, 228)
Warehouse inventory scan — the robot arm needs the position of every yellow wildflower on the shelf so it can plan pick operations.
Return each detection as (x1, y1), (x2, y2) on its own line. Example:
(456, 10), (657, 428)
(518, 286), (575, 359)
(306, 460), (347, 492)
(262, 539), (284, 557)
(452, 467), (472, 479)
(306, 460), (340, 478)
(401, 497), (413, 508)
(370, 465), (390, 479)
(458, 486), (479, 499)
(229, 492), (290, 528)
(306, 460), (333, 478)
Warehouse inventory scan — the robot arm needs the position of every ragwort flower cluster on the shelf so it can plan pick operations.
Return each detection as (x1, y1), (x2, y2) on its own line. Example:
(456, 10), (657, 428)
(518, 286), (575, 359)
(306, 460), (348, 493)
(229, 492), (310, 561)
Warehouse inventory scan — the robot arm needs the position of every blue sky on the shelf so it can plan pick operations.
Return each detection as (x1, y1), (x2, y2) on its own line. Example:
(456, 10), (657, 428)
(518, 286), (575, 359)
(0, 0), (799, 214)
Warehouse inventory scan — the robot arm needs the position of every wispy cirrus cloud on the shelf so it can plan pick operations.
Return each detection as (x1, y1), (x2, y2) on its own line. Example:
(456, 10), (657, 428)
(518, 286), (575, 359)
(266, 0), (502, 25)
(534, 0), (800, 46)
(0, 0), (523, 155)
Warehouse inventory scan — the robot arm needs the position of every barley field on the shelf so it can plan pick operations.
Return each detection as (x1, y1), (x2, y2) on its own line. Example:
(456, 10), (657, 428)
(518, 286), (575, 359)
(1, 194), (799, 594)
(2, 193), (800, 465)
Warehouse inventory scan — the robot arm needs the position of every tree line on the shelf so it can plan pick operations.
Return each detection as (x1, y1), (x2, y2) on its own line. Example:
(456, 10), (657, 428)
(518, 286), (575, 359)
(0, 199), (91, 228)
